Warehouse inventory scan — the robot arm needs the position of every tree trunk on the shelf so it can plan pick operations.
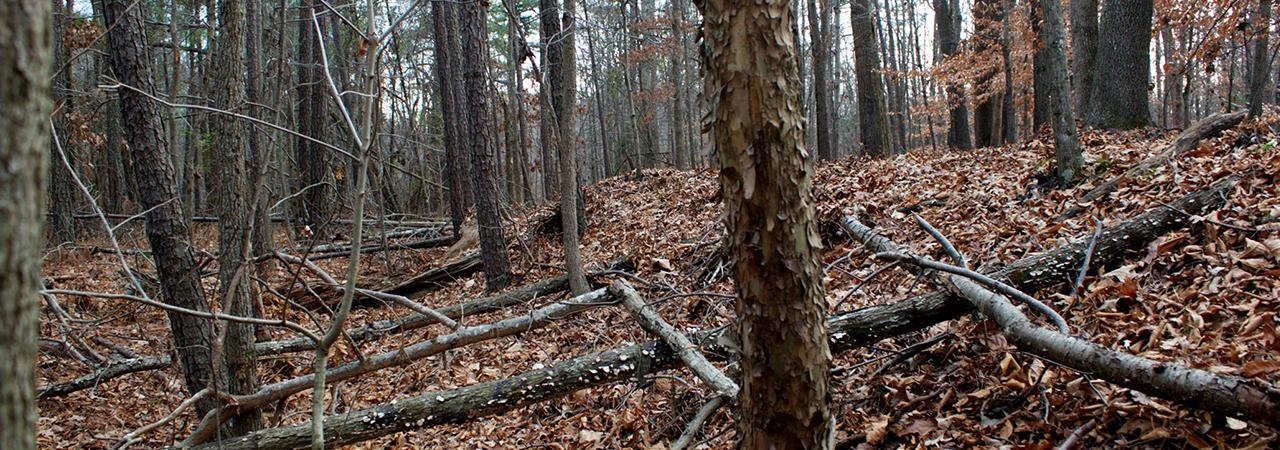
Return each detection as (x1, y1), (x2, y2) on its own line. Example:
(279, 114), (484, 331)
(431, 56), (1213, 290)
(49, 1), (78, 244)
(0, 0), (50, 445)
(1000, 0), (1017, 143)
(1161, 26), (1186, 127)
(1069, 0), (1098, 116)
(1248, 0), (1271, 118)
(852, 0), (892, 157)
(701, 0), (833, 444)
(973, 0), (1002, 148)
(461, 0), (513, 292)
(556, 0), (589, 295)
(103, 0), (223, 416)
(1085, 0), (1153, 129)
(433, 0), (473, 238)
(539, 0), (562, 195)
(245, 0), (274, 264)
(936, 0), (974, 150)
(294, 0), (337, 238)
(807, 0), (834, 160)
(209, 0), (260, 434)
(1034, 0), (1084, 185)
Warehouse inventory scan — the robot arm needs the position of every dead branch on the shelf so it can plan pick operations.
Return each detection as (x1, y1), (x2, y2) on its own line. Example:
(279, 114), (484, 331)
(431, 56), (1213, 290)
(37, 356), (173, 398)
(112, 387), (211, 450)
(1060, 110), (1246, 221)
(612, 280), (739, 398)
(671, 396), (727, 450)
(182, 288), (617, 445)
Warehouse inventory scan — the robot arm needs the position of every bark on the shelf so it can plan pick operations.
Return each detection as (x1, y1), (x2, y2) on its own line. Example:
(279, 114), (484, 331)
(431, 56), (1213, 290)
(701, 0), (833, 444)
(245, 0), (274, 263)
(1060, 110), (1246, 220)
(104, 0), (223, 416)
(539, 0), (562, 196)
(1161, 26), (1186, 128)
(973, 0), (1002, 148)
(1000, 0), (1017, 143)
(304, 235), (454, 261)
(1069, 0), (1098, 115)
(294, 0), (337, 238)
(936, 0), (974, 150)
(852, 0), (892, 157)
(433, 0), (473, 238)
(37, 356), (172, 398)
(670, 0), (690, 168)
(1248, 0), (1271, 119)
(1085, 0), (1153, 129)
(210, 0), (261, 434)
(613, 281), (738, 398)
(0, 0), (50, 445)
(461, 0), (513, 292)
(49, 1), (78, 244)
(1034, 0), (1084, 186)
(554, 0), (589, 295)
(186, 179), (1235, 449)
(808, 0), (835, 160)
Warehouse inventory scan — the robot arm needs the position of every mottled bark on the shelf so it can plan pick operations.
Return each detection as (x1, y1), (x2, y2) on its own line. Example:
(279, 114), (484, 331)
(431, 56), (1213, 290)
(103, 0), (222, 416)
(700, 0), (833, 445)
(1069, 0), (1098, 116)
(1033, 0), (1084, 185)
(1085, 0), (1153, 129)
(461, 0), (513, 291)
(852, 0), (891, 157)
(209, 0), (260, 434)
(0, 0), (50, 446)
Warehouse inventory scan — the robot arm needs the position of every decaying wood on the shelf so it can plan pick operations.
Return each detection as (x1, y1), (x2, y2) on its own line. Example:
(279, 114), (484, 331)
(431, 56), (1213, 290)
(257, 274), (572, 356)
(305, 235), (454, 261)
(289, 251), (482, 309)
(612, 280), (739, 398)
(1060, 110), (1245, 220)
(182, 288), (616, 445)
(37, 356), (172, 398)
(850, 176), (1280, 429)
(184, 181), (1236, 449)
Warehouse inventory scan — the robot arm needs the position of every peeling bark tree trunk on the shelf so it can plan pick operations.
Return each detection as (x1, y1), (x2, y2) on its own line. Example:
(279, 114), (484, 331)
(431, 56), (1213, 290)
(103, 0), (222, 416)
(461, 0), (513, 292)
(0, 0), (50, 445)
(209, 0), (260, 434)
(699, 0), (833, 444)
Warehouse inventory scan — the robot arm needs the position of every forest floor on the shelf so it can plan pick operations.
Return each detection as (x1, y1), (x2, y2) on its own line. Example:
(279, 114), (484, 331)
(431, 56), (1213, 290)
(37, 117), (1280, 449)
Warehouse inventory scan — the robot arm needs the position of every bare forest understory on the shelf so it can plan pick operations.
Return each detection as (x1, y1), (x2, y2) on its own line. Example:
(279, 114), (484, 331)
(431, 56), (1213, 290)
(37, 119), (1280, 449)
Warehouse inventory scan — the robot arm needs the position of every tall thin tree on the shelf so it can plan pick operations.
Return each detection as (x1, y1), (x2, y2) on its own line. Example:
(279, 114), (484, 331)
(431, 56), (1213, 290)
(852, 0), (892, 157)
(1033, 0), (1084, 185)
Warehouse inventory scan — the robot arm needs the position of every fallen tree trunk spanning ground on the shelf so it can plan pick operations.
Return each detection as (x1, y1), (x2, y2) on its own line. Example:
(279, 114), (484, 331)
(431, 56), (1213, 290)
(847, 207), (1280, 427)
(182, 288), (617, 445)
(186, 180), (1239, 449)
(37, 356), (171, 398)
(1060, 110), (1245, 220)
(305, 236), (456, 261)
(289, 252), (483, 309)
(38, 277), (576, 399)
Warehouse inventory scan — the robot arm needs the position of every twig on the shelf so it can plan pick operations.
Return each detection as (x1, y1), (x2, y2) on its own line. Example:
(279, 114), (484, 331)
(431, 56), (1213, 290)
(874, 253), (1070, 333)
(1070, 218), (1103, 297)
(612, 281), (739, 398)
(41, 289), (320, 342)
(870, 332), (953, 377)
(1056, 419), (1097, 450)
(671, 396), (726, 450)
(112, 388), (212, 450)
(912, 213), (967, 268)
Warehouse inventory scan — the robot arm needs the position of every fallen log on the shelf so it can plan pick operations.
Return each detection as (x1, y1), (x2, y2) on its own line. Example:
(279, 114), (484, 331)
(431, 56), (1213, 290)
(853, 215), (1280, 428)
(1060, 110), (1245, 220)
(257, 275), (571, 356)
(37, 356), (172, 398)
(304, 229), (449, 254)
(304, 236), (456, 261)
(38, 276), (573, 400)
(183, 288), (617, 445)
(186, 180), (1237, 449)
(289, 252), (483, 310)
